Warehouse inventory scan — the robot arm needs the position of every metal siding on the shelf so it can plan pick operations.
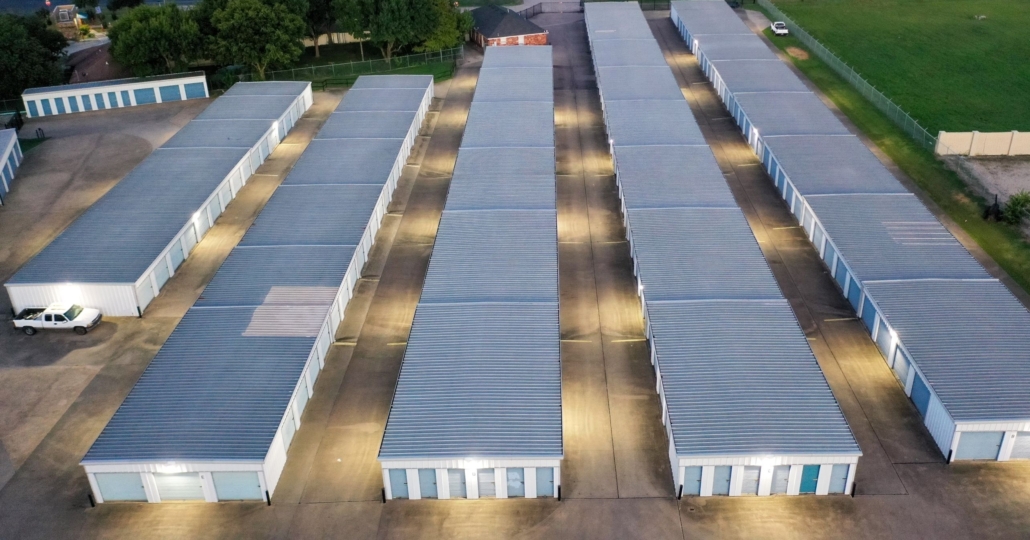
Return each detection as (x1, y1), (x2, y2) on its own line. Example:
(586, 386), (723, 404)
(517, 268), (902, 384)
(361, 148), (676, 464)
(596, 66), (685, 101)
(461, 101), (554, 148)
(691, 33), (778, 61)
(668, 1), (753, 37)
(614, 145), (734, 209)
(447, 148), (556, 211)
(318, 111), (416, 140)
(733, 92), (851, 137)
(284, 139), (404, 185)
(590, 39), (668, 67)
(474, 67), (553, 102)
(604, 100), (707, 147)
(710, 60), (810, 93)
(338, 88), (429, 112)
(238, 184), (386, 247)
(762, 135), (908, 195)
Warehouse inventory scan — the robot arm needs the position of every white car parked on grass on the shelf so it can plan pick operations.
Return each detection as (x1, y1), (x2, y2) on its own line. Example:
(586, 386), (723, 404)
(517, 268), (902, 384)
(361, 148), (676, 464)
(771, 21), (790, 36)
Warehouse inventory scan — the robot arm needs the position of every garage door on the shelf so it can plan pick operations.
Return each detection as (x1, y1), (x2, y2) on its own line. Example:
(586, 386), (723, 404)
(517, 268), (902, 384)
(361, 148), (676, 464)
(448, 469), (467, 499)
(478, 469), (496, 498)
(682, 466), (702, 496)
(740, 466), (760, 495)
(1010, 433), (1030, 460)
(419, 469), (438, 499)
(389, 469), (408, 499)
(535, 467), (553, 498)
(212, 472), (262, 500)
(829, 464), (849, 494)
(155, 473), (204, 501)
(955, 432), (1003, 461)
(910, 373), (932, 417)
(771, 466), (789, 495)
(96, 472), (147, 502)
(711, 466), (731, 496)
(799, 465), (820, 494)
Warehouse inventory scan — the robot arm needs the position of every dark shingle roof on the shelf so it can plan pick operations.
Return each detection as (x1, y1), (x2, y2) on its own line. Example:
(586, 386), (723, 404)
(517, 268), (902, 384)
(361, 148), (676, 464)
(471, 5), (547, 39)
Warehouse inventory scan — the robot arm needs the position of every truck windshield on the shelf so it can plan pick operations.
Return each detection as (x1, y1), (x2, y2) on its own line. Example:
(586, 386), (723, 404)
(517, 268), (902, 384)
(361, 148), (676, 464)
(63, 305), (83, 320)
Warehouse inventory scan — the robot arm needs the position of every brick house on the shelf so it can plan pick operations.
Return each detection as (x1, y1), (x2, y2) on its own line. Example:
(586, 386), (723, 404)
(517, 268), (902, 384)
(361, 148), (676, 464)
(470, 5), (548, 47)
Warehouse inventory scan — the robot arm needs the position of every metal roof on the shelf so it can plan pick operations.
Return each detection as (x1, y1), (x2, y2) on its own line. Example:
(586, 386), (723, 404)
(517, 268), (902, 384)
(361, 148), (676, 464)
(734, 92), (851, 137)
(590, 39), (668, 67)
(629, 208), (783, 301)
(462, 100), (554, 148)
(351, 75), (435, 89)
(710, 59), (810, 93)
(195, 95), (300, 120)
(613, 145), (735, 209)
(604, 100), (706, 146)
(692, 33), (778, 61)
(338, 88), (430, 112)
(285, 139), (404, 185)
(84, 76), (431, 464)
(447, 148), (556, 211)
(22, 72), (205, 95)
(807, 194), (991, 282)
(162, 119), (278, 149)
(596, 66), (685, 101)
(318, 111), (417, 139)
(420, 210), (558, 304)
(584, 2), (656, 41)
(8, 147), (252, 283)
(380, 46), (560, 462)
(864, 280), (1030, 423)
(648, 300), (860, 456)
(222, 81), (310, 96)
(378, 302), (562, 459)
(0, 129), (16, 151)
(671, 0), (753, 37)
(762, 135), (908, 195)
(474, 67), (553, 102)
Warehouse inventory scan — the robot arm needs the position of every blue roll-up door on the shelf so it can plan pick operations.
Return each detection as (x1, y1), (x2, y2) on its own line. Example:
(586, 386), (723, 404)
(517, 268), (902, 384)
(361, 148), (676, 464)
(121, 90), (131, 106)
(212, 472), (262, 500)
(54, 98), (66, 114)
(41, 99), (52, 115)
(829, 465), (849, 494)
(712, 466), (731, 495)
(159, 85), (182, 102)
(799, 465), (820, 494)
(910, 373), (931, 417)
(184, 82), (207, 99)
(682, 466), (702, 496)
(95, 472), (147, 501)
(108, 92), (119, 107)
(134, 88), (157, 105)
(419, 469), (438, 499)
(506, 468), (525, 498)
(823, 243), (836, 268)
(955, 432), (1004, 460)
(95, 93), (106, 109)
(27, 100), (39, 117)
(68, 96), (80, 113)
(784, 183), (794, 209)
(389, 469), (409, 499)
(846, 280), (862, 310)
(861, 296), (877, 331)
(81, 95), (91, 111)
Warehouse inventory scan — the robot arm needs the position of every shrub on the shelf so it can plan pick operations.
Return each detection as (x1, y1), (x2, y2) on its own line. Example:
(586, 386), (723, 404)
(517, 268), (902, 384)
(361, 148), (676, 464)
(1003, 191), (1030, 226)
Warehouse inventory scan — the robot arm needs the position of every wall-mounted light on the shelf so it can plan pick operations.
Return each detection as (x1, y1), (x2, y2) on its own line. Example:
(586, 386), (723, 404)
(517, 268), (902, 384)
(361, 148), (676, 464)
(155, 462), (187, 474)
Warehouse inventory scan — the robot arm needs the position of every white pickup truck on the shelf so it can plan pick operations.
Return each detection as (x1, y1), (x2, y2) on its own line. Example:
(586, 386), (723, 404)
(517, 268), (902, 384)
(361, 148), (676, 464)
(771, 21), (790, 36)
(14, 303), (102, 335)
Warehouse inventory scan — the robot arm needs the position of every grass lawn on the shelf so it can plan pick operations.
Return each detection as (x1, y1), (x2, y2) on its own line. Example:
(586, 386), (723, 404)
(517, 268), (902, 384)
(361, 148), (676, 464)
(769, 0), (1030, 132)
(304, 61), (457, 88)
(17, 137), (47, 153)
(296, 42), (383, 67)
(751, 23), (1030, 294)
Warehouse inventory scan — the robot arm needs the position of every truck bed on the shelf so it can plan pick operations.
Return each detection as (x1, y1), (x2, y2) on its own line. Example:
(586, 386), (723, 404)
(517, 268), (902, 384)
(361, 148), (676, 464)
(14, 308), (45, 321)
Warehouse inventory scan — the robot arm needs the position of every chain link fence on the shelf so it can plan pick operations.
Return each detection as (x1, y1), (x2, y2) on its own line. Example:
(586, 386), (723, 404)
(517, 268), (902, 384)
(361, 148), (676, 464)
(756, 0), (939, 151)
(518, 1), (583, 18)
(580, 0), (670, 10)
(239, 47), (465, 83)
(0, 99), (25, 114)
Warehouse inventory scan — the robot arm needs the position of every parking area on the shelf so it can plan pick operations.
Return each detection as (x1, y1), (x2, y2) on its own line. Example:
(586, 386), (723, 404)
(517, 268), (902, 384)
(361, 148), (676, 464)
(1, 11), (1030, 540)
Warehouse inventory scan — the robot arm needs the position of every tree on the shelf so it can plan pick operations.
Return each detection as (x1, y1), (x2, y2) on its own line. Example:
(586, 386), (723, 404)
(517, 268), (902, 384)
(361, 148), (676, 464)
(106, 0), (144, 11)
(212, 0), (305, 80)
(108, 5), (203, 76)
(0, 14), (67, 100)
(416, 0), (470, 52)
(304, 0), (334, 58)
(333, 0), (366, 59)
(343, 0), (436, 62)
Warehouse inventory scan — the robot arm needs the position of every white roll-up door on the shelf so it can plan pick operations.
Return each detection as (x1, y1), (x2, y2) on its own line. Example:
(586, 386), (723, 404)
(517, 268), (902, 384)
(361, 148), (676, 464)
(741, 466), (760, 495)
(1010, 432), (1030, 459)
(155, 473), (204, 501)
(478, 469), (496, 498)
(448, 469), (467, 499)
(212, 472), (262, 500)
(95, 472), (147, 501)
(771, 466), (790, 495)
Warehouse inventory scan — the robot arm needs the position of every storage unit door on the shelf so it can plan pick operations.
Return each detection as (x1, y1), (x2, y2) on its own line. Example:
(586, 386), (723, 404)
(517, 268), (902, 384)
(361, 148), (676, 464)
(829, 464), (849, 494)
(154, 258), (171, 289)
(136, 279), (156, 312)
(712, 466), (731, 496)
(389, 469), (408, 499)
(741, 466), (760, 495)
(1010, 433), (1030, 460)
(955, 432), (1004, 461)
(910, 373), (932, 417)
(893, 349), (911, 385)
(535, 467), (553, 498)
(448, 469), (467, 499)
(95, 472), (147, 501)
(682, 466), (702, 496)
(875, 317), (892, 358)
(170, 240), (185, 271)
(212, 472), (263, 500)
(478, 469), (496, 498)
(418, 469), (438, 499)
(134, 88), (157, 105)
(506, 468), (525, 498)
(846, 281), (862, 310)
(861, 297), (878, 332)
(771, 466), (790, 495)
(799, 465), (820, 494)
(155, 473), (204, 501)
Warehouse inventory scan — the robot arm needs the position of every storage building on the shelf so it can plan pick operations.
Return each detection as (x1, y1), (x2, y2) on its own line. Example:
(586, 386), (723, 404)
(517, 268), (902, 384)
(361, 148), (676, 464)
(470, 5), (549, 47)
(80, 75), (433, 503)
(672, 0), (1030, 461)
(587, 2), (860, 497)
(378, 46), (562, 501)
(5, 82), (312, 316)
(0, 129), (22, 205)
(21, 72), (209, 118)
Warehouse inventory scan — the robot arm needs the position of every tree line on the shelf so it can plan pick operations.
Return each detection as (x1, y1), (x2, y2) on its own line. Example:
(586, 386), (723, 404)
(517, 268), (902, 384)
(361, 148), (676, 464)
(0, 13), (68, 100)
(109, 0), (472, 80)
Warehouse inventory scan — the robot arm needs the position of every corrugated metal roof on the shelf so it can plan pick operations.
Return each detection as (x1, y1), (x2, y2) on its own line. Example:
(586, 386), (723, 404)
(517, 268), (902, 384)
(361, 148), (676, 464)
(806, 194), (990, 282)
(23, 72), (206, 95)
(590, 39), (668, 67)
(222, 81), (310, 96)
(584, 3), (655, 41)
(420, 210), (558, 304)
(474, 67), (553, 102)
(378, 302), (563, 459)
(338, 88), (429, 111)
(352, 75), (434, 89)
(614, 145), (735, 209)
(671, 0), (753, 37)
(284, 140), (403, 185)
(628, 208), (783, 301)
(605, 100), (706, 146)
(0, 129), (16, 151)
(447, 148), (555, 211)
(864, 280), (1030, 423)
(318, 111), (416, 139)
(762, 135), (908, 195)
(195, 95), (300, 120)
(649, 300), (860, 456)
(692, 33), (777, 61)
(480, 45), (553, 68)
(734, 92), (851, 136)
(462, 100), (554, 148)
(84, 76), (431, 464)
(596, 66), (684, 100)
(8, 147), (253, 283)
(711, 59), (810, 93)
(162, 119), (277, 149)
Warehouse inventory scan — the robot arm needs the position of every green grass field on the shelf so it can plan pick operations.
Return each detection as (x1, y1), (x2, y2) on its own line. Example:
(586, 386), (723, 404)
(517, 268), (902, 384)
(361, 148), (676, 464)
(770, 0), (1030, 132)
(753, 23), (1030, 294)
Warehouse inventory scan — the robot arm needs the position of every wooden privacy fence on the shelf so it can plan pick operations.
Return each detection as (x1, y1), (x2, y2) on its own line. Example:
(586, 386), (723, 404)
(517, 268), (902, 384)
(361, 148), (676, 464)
(936, 131), (1030, 157)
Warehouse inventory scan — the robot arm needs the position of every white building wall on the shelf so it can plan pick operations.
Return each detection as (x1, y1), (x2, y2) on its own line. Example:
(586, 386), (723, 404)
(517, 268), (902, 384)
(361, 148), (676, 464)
(21, 74), (209, 118)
